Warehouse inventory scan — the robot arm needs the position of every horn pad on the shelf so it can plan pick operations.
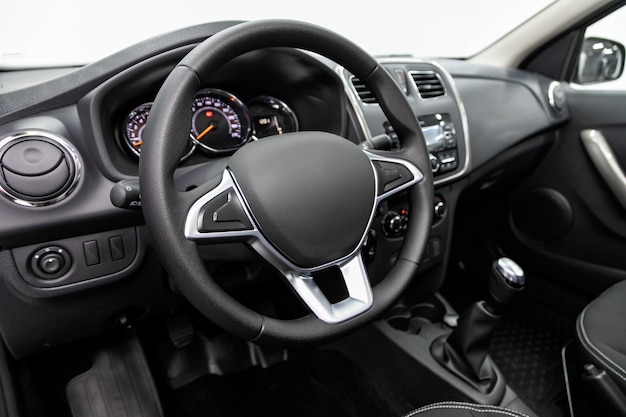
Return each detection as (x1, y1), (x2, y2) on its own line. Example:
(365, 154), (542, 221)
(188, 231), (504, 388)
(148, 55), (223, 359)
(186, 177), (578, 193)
(228, 132), (376, 268)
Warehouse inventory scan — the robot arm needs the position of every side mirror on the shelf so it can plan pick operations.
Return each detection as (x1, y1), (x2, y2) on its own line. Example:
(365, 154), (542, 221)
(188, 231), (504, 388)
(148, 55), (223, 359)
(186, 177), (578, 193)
(575, 37), (625, 84)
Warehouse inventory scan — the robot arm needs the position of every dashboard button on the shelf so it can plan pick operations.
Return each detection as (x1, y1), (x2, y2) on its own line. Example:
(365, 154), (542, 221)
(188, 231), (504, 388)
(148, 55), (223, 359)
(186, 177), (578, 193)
(429, 154), (440, 173)
(83, 240), (100, 266)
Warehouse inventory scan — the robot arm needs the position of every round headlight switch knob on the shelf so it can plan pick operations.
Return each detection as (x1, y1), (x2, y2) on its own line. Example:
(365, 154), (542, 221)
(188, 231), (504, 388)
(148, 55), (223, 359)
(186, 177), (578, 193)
(31, 246), (71, 279)
(39, 253), (65, 274)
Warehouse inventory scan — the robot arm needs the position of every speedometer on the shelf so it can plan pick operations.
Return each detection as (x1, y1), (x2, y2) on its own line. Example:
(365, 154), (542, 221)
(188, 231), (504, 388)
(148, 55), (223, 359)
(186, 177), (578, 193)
(190, 89), (252, 153)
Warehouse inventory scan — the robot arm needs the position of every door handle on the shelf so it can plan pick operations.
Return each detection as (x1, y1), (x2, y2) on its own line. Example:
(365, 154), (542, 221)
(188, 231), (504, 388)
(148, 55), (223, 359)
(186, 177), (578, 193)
(581, 129), (626, 209)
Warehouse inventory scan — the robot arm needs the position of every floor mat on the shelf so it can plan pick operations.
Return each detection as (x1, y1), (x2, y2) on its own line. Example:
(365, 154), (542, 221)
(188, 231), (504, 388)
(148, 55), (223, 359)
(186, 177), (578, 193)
(162, 349), (413, 417)
(489, 302), (574, 417)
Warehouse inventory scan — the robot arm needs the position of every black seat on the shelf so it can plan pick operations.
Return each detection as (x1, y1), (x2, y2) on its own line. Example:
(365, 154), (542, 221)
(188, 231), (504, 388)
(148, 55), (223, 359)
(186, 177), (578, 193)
(404, 402), (529, 417)
(576, 279), (626, 391)
(572, 279), (626, 415)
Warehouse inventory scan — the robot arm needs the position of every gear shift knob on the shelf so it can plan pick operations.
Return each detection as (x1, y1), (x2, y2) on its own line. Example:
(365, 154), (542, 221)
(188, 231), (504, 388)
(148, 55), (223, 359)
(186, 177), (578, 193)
(487, 257), (525, 314)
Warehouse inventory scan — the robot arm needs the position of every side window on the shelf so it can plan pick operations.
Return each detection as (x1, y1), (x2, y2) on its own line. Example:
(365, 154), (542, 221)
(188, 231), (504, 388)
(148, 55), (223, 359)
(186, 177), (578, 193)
(573, 5), (626, 89)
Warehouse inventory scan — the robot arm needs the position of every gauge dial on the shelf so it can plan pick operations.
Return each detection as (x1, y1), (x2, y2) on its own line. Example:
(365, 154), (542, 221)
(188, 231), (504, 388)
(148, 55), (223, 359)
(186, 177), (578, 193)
(122, 103), (151, 157)
(122, 102), (195, 161)
(191, 89), (252, 153)
(248, 96), (298, 138)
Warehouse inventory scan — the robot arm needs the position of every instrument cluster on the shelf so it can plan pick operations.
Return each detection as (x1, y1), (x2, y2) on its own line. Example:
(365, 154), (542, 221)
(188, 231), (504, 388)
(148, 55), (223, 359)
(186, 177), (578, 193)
(121, 88), (298, 161)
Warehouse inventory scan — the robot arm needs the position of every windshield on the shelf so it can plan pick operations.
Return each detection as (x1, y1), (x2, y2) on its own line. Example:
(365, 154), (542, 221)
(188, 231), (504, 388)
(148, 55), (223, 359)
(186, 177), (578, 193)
(2, 0), (555, 69)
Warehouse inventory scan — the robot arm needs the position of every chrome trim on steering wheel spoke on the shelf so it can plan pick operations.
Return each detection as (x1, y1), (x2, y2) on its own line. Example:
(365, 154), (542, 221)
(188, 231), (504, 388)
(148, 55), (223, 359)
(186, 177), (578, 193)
(184, 168), (376, 323)
(284, 252), (373, 324)
(184, 150), (421, 324)
(184, 169), (256, 241)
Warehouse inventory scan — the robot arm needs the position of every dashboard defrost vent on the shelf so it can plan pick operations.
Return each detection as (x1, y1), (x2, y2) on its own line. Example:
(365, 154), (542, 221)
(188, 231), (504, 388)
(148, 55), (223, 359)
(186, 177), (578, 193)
(351, 77), (378, 104)
(410, 71), (445, 98)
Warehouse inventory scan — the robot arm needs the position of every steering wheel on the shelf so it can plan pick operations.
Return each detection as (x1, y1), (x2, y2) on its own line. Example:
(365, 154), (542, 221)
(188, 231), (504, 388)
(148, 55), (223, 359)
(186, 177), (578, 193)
(139, 19), (433, 346)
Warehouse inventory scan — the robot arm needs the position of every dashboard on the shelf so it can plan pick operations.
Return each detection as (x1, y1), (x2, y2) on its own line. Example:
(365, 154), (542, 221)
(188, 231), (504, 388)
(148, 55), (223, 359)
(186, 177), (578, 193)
(0, 21), (569, 358)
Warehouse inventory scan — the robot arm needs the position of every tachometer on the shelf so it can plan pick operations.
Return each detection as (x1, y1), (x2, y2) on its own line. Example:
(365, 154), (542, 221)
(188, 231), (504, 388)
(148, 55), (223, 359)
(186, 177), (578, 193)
(190, 89), (252, 153)
(122, 103), (151, 157)
(122, 102), (195, 161)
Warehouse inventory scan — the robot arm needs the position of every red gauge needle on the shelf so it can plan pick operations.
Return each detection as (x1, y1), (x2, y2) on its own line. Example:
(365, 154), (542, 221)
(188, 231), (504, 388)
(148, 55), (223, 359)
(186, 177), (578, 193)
(196, 123), (215, 141)
(133, 141), (142, 148)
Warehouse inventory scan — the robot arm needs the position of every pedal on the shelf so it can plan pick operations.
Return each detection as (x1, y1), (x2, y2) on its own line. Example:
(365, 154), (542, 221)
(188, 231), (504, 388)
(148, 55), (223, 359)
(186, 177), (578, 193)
(167, 312), (195, 348)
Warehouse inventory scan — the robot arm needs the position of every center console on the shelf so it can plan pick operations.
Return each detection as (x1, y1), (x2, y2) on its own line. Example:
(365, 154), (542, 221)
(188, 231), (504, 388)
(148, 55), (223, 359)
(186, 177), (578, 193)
(336, 60), (538, 416)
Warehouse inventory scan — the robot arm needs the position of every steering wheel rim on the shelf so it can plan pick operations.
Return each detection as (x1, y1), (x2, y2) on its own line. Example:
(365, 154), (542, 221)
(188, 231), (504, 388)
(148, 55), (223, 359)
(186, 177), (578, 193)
(140, 19), (433, 346)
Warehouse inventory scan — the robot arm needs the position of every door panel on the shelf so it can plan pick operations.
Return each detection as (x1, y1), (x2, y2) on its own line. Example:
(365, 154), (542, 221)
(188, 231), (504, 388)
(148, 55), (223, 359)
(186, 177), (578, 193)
(501, 86), (626, 298)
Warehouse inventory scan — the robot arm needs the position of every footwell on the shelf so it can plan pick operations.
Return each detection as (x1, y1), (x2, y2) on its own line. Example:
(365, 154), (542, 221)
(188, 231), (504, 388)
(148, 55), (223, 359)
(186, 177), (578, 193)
(161, 348), (412, 417)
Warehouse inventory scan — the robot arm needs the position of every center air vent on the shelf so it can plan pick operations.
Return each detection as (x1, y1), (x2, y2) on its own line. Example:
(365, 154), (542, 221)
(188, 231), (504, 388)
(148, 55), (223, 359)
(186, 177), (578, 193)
(410, 71), (445, 98)
(351, 77), (378, 104)
(0, 131), (81, 207)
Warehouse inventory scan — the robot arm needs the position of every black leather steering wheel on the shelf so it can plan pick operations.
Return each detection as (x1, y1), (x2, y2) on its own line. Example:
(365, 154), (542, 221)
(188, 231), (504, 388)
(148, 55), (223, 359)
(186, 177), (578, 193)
(140, 19), (433, 346)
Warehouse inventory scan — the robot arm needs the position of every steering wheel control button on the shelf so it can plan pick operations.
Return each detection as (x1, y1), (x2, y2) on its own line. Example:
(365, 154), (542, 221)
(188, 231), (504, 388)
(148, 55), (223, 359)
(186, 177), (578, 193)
(373, 161), (414, 195)
(199, 188), (252, 232)
(83, 240), (101, 266)
(31, 246), (71, 279)
(0, 131), (81, 206)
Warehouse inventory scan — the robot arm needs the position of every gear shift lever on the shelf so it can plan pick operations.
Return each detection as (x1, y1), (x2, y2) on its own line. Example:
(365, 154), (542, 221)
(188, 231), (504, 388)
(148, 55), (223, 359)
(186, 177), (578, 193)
(486, 257), (525, 314)
(431, 257), (525, 392)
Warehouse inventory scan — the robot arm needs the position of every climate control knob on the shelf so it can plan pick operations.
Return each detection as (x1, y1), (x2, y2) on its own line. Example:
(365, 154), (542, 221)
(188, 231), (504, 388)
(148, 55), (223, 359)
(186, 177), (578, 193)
(382, 211), (407, 237)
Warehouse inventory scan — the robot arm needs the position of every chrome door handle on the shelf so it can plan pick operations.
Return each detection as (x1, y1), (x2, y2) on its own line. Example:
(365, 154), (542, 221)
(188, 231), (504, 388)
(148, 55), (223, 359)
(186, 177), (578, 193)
(581, 129), (626, 209)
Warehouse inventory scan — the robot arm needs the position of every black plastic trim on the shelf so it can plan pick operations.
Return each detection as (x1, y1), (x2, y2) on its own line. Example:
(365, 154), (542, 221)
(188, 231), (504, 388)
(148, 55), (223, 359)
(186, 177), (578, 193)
(7, 227), (146, 298)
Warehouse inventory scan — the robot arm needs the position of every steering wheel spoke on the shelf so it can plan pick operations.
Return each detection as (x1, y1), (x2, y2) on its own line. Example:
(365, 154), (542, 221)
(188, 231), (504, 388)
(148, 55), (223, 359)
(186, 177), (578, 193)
(184, 169), (256, 242)
(366, 151), (424, 203)
(276, 251), (373, 324)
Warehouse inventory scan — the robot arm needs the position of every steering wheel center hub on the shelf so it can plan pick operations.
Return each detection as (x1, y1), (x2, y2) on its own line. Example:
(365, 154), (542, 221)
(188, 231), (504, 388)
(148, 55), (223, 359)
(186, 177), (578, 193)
(228, 132), (376, 269)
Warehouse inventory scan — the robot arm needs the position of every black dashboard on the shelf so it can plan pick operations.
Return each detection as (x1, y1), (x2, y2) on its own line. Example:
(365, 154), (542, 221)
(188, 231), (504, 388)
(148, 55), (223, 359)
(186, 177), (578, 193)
(0, 21), (569, 358)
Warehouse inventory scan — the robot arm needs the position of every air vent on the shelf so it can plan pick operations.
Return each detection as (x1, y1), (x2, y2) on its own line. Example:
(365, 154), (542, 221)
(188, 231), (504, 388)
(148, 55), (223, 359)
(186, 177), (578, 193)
(351, 77), (378, 104)
(410, 71), (445, 98)
(0, 131), (81, 207)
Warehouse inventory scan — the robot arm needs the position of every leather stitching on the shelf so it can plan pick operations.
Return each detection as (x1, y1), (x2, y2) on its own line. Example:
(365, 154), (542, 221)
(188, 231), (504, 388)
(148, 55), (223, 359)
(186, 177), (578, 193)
(577, 306), (626, 381)
(402, 401), (530, 417)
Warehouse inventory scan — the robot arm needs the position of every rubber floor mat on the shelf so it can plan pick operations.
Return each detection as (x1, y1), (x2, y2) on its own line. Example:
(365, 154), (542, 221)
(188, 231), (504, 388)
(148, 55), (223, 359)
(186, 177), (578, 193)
(66, 330), (163, 417)
(489, 303), (574, 417)
(163, 349), (413, 417)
